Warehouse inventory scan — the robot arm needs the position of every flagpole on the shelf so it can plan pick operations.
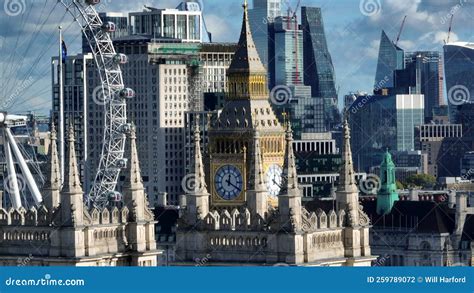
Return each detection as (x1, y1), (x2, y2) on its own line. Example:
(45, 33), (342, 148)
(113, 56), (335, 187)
(59, 25), (65, 185)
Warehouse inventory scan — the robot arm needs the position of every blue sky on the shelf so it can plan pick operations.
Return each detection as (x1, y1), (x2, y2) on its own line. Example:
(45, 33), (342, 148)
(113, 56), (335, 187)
(0, 0), (472, 114)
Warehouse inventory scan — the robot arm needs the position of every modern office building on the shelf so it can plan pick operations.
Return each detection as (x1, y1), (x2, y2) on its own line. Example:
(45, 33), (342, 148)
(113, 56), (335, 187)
(432, 105), (450, 124)
(273, 16), (304, 86)
(248, 0), (281, 70)
(85, 36), (202, 206)
(457, 103), (474, 139)
(129, 2), (204, 43)
(349, 93), (424, 172)
(374, 30), (404, 89)
(200, 43), (237, 98)
(270, 14), (324, 137)
(394, 51), (442, 123)
(301, 7), (337, 99)
(293, 132), (368, 200)
(51, 53), (94, 190)
(288, 86), (326, 137)
(301, 6), (339, 131)
(82, 13), (129, 53)
(370, 151), (428, 183)
(395, 94), (425, 151)
(392, 151), (428, 174)
(461, 152), (474, 180)
(415, 123), (463, 177)
(443, 42), (474, 122)
(437, 137), (474, 178)
(344, 92), (359, 110)
(182, 110), (219, 178)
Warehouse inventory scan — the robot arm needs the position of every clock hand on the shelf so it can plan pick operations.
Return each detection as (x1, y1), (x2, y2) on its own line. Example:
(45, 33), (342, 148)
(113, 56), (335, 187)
(273, 176), (282, 188)
(227, 181), (241, 191)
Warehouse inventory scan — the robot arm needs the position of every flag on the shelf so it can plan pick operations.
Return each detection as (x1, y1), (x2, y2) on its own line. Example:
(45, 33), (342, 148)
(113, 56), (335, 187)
(61, 40), (67, 63)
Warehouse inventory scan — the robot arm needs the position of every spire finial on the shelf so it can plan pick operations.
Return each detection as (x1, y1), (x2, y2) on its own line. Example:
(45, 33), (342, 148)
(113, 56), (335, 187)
(189, 117), (208, 195)
(67, 123), (75, 143)
(62, 121), (83, 194)
(243, 0), (248, 10)
(285, 119), (293, 141)
(43, 120), (61, 208)
(124, 122), (143, 189)
(50, 123), (57, 140)
(193, 116), (200, 141)
(338, 114), (356, 190)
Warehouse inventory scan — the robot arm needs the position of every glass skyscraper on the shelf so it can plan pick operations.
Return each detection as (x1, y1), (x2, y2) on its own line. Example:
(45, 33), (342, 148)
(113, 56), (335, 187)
(394, 51), (442, 123)
(270, 13), (325, 137)
(443, 42), (474, 123)
(301, 7), (340, 131)
(374, 30), (404, 88)
(273, 16), (304, 86)
(349, 94), (424, 172)
(396, 95), (425, 151)
(248, 0), (281, 70)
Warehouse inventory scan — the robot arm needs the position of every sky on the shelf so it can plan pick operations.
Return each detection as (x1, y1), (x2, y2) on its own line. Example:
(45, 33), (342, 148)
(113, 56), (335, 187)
(0, 0), (473, 115)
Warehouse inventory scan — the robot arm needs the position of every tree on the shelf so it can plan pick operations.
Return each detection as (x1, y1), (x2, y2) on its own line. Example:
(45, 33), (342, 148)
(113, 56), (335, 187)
(404, 174), (436, 189)
(396, 181), (405, 190)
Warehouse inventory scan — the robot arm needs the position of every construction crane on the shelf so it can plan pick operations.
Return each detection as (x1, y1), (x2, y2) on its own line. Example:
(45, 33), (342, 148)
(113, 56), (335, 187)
(394, 15), (407, 47)
(445, 14), (454, 44)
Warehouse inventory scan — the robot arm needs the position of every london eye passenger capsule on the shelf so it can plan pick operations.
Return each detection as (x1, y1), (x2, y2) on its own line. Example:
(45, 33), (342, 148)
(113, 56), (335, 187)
(85, 0), (101, 6)
(120, 123), (132, 134)
(102, 21), (116, 33)
(120, 88), (135, 99)
(113, 53), (128, 65)
(107, 191), (122, 203)
(115, 158), (128, 169)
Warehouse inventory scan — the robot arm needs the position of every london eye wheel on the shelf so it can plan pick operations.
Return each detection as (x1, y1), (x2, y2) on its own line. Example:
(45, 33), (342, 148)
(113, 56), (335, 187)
(0, 0), (131, 209)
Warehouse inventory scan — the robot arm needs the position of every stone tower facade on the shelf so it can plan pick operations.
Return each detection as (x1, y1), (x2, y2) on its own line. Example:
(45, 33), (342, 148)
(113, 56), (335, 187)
(0, 125), (159, 266)
(175, 2), (375, 266)
(207, 0), (286, 208)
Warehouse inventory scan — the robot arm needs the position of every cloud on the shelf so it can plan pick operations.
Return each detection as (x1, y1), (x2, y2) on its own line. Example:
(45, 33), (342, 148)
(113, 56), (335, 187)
(0, 0), (472, 114)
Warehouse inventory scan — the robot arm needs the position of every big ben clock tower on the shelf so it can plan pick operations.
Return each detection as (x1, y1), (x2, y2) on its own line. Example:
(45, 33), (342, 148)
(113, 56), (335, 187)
(207, 0), (286, 208)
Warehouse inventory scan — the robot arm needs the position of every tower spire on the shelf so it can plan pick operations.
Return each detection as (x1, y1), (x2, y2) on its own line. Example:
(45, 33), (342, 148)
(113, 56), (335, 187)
(43, 123), (61, 210)
(185, 119), (210, 223)
(123, 123), (144, 191)
(226, 0), (268, 100)
(278, 122), (302, 231)
(338, 115), (358, 193)
(247, 129), (268, 218)
(191, 120), (208, 194)
(62, 125), (82, 194)
(123, 123), (147, 222)
(336, 114), (360, 226)
(280, 122), (299, 196)
(60, 124), (84, 226)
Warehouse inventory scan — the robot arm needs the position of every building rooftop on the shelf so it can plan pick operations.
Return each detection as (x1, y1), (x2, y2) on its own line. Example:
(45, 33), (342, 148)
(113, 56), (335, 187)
(445, 42), (474, 50)
(362, 200), (455, 234)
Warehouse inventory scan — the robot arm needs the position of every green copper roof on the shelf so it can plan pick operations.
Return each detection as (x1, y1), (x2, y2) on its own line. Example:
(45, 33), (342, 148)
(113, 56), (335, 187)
(377, 150), (398, 215)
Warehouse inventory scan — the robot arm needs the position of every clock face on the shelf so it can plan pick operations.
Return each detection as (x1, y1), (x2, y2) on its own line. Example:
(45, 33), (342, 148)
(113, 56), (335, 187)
(214, 165), (243, 200)
(266, 164), (283, 197)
